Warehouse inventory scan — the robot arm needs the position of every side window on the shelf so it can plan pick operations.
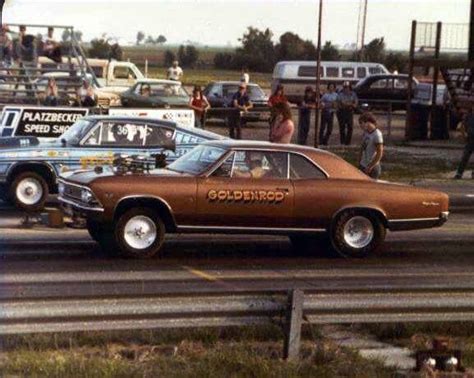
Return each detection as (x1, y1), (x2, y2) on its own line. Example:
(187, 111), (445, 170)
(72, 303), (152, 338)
(290, 154), (326, 180)
(100, 122), (146, 147)
(211, 84), (222, 97)
(394, 78), (408, 89)
(232, 151), (288, 179)
(357, 67), (366, 79)
(370, 79), (389, 89)
(144, 126), (174, 147)
(114, 66), (135, 79)
(211, 153), (234, 178)
(342, 68), (354, 78)
(368, 67), (383, 75)
(326, 67), (339, 78)
(82, 124), (101, 146)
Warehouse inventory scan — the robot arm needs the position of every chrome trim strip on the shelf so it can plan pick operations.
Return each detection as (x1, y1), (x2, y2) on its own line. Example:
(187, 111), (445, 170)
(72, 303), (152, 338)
(58, 195), (104, 212)
(388, 217), (441, 223)
(177, 225), (326, 233)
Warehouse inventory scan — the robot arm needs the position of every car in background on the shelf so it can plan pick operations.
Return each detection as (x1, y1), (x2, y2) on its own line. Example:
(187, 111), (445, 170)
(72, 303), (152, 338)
(272, 61), (390, 103)
(120, 79), (190, 108)
(203, 81), (270, 123)
(58, 139), (449, 260)
(0, 115), (224, 211)
(354, 74), (419, 111)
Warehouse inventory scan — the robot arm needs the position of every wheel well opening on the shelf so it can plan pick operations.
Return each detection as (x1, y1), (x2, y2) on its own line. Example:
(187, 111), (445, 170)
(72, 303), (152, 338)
(8, 164), (57, 193)
(333, 207), (388, 228)
(114, 198), (176, 232)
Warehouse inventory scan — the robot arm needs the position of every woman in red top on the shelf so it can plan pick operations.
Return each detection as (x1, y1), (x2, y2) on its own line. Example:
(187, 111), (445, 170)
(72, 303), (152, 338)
(268, 84), (288, 138)
(189, 85), (210, 128)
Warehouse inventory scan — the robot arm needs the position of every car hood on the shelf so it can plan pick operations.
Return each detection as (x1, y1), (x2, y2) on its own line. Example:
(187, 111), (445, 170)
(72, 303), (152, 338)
(0, 137), (68, 157)
(60, 166), (187, 186)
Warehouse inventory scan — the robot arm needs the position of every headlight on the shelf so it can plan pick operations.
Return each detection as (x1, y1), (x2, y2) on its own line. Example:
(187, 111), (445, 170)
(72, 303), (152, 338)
(81, 189), (94, 204)
(58, 182), (65, 197)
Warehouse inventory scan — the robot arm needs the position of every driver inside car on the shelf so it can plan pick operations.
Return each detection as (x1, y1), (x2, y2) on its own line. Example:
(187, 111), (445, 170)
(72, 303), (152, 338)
(233, 152), (268, 179)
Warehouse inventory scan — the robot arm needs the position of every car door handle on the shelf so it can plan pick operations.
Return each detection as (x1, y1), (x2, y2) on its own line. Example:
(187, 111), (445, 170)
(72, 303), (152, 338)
(276, 187), (289, 192)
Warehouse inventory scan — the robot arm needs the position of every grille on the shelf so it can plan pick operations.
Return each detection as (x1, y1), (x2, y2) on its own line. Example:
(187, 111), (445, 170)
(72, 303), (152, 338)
(63, 183), (83, 201)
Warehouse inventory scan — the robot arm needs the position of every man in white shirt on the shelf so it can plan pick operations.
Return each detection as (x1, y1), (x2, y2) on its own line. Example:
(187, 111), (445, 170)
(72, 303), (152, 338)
(240, 67), (249, 84)
(167, 60), (183, 81)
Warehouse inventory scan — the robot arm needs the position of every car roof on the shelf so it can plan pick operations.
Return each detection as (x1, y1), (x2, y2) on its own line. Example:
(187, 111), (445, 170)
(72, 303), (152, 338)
(202, 139), (329, 154)
(363, 74), (410, 80)
(136, 79), (182, 85)
(82, 115), (227, 140)
(208, 81), (261, 87)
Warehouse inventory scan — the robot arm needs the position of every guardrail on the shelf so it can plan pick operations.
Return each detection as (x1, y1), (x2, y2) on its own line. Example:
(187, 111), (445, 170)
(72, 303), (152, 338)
(2, 288), (473, 360)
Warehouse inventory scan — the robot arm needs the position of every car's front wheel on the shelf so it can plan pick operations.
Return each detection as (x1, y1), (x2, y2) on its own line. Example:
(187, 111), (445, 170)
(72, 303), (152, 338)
(10, 172), (49, 212)
(115, 207), (165, 259)
(331, 210), (386, 258)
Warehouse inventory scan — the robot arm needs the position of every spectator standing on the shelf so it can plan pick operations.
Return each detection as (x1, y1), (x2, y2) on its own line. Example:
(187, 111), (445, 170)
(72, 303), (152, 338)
(454, 105), (474, 179)
(297, 86), (316, 145)
(73, 79), (97, 107)
(268, 84), (288, 138)
(16, 28), (37, 98)
(358, 112), (384, 179)
(189, 85), (210, 128)
(232, 83), (253, 112)
(319, 83), (338, 145)
(240, 67), (250, 84)
(43, 27), (62, 63)
(337, 81), (358, 145)
(167, 60), (183, 81)
(0, 26), (12, 67)
(270, 102), (295, 144)
(43, 78), (59, 106)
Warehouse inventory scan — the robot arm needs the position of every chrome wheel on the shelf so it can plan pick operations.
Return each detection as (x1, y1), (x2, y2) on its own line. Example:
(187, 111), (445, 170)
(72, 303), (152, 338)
(343, 216), (374, 249)
(16, 177), (43, 206)
(123, 215), (157, 250)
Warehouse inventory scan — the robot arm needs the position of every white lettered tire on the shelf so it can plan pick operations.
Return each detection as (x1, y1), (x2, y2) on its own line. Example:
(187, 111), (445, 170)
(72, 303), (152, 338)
(115, 207), (165, 259)
(331, 210), (386, 258)
(10, 172), (49, 212)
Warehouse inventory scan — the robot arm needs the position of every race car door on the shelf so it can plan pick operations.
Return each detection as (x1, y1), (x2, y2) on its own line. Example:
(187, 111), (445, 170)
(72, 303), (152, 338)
(196, 150), (295, 229)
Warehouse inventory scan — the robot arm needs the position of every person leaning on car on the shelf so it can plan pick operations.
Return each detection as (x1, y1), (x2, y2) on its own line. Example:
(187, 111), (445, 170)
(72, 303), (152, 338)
(232, 83), (253, 113)
(358, 112), (384, 179)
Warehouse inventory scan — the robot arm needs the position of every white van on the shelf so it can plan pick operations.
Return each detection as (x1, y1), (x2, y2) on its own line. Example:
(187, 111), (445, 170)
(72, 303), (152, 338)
(272, 61), (390, 103)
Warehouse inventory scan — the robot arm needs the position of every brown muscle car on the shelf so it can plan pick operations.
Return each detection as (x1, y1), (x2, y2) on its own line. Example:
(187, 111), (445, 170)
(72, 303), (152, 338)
(57, 140), (449, 259)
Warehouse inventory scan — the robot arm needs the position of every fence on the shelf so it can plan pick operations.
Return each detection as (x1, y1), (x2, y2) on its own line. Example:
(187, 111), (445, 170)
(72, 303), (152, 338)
(2, 288), (474, 360)
(415, 22), (469, 52)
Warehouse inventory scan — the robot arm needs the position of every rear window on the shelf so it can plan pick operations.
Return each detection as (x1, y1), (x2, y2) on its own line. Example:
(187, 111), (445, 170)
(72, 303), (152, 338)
(290, 154), (326, 180)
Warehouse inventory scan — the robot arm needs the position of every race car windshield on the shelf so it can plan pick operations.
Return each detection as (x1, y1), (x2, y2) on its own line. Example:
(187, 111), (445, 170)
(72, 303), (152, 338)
(167, 145), (226, 175)
(60, 119), (93, 145)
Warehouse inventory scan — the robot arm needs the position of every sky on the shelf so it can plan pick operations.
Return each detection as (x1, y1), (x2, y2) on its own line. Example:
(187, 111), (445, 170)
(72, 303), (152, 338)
(2, 0), (471, 50)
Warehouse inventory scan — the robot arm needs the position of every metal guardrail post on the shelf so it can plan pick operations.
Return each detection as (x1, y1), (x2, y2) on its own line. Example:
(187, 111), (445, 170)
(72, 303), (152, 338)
(283, 289), (304, 361)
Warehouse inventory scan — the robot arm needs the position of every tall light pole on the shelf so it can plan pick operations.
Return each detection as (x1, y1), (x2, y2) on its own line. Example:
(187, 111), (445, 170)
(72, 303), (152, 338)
(314, 0), (323, 148)
(469, 0), (473, 61)
(0, 0), (5, 28)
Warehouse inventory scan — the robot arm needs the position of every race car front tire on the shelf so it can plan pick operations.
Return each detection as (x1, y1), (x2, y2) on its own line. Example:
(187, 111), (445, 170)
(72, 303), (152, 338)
(10, 172), (49, 212)
(330, 209), (386, 258)
(115, 207), (165, 259)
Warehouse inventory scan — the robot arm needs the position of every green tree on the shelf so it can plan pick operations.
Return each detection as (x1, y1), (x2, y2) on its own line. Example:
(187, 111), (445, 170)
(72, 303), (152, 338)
(136, 31), (145, 45)
(384, 52), (407, 72)
(156, 35), (167, 45)
(275, 32), (316, 61)
(177, 45), (199, 68)
(236, 27), (275, 72)
(145, 35), (155, 45)
(88, 38), (122, 60)
(164, 50), (176, 67)
(362, 37), (386, 63)
(321, 41), (340, 61)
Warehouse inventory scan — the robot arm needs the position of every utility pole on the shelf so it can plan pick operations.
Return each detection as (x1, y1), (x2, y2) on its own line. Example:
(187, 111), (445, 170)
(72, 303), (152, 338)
(314, 0), (323, 148)
(0, 0), (5, 28)
(469, 0), (474, 61)
(357, 0), (368, 60)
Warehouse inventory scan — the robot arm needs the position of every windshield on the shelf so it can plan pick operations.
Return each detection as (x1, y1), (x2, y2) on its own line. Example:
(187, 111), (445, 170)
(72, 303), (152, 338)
(167, 145), (226, 175)
(60, 119), (93, 145)
(138, 83), (188, 98)
(224, 84), (265, 99)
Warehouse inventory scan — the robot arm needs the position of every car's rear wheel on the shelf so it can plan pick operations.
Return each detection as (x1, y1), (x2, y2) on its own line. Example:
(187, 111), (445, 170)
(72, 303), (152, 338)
(115, 207), (165, 259)
(331, 210), (386, 258)
(10, 172), (49, 212)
